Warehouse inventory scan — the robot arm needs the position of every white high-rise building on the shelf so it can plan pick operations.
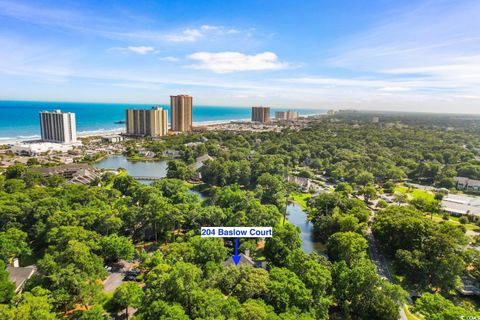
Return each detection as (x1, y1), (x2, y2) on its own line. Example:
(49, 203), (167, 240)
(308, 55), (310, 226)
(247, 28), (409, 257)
(39, 110), (77, 144)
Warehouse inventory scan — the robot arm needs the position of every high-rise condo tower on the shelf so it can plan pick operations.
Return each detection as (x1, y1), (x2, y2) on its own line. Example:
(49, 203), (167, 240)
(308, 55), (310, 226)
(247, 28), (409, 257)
(125, 107), (168, 137)
(170, 95), (193, 132)
(39, 110), (77, 143)
(251, 106), (270, 123)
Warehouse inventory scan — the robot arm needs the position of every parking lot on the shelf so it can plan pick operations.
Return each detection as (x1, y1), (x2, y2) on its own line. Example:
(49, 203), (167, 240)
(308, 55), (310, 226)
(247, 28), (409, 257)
(103, 260), (137, 292)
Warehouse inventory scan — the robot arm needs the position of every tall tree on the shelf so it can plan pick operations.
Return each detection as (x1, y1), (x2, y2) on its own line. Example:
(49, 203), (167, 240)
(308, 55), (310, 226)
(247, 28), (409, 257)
(0, 228), (31, 263)
(112, 282), (144, 319)
(98, 234), (134, 262)
(0, 260), (15, 304)
(327, 231), (368, 265)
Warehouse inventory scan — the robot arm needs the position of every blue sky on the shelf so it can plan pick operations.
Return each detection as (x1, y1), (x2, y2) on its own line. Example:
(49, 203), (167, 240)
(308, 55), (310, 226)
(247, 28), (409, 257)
(0, 0), (479, 113)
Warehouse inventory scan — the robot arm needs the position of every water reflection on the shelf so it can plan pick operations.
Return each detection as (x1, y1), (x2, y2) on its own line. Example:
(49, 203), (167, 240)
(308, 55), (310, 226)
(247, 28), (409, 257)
(95, 156), (320, 253)
(286, 203), (326, 254)
(188, 189), (206, 201)
(94, 155), (168, 178)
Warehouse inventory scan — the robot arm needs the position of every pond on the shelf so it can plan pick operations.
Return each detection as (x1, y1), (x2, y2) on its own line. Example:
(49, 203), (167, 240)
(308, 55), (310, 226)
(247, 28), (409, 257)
(95, 155), (321, 253)
(94, 155), (168, 184)
(188, 189), (206, 201)
(286, 203), (326, 254)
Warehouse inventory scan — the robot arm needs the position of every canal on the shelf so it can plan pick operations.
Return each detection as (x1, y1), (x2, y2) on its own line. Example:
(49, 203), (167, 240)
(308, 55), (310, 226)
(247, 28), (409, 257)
(286, 203), (326, 254)
(95, 155), (322, 254)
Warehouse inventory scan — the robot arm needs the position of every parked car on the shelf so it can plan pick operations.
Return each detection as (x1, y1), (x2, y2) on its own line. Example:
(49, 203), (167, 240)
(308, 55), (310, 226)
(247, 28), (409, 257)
(123, 274), (136, 281)
(127, 268), (140, 276)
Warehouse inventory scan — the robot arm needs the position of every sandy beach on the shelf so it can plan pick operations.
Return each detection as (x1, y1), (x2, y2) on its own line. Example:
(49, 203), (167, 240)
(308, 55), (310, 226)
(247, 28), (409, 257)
(0, 119), (249, 145)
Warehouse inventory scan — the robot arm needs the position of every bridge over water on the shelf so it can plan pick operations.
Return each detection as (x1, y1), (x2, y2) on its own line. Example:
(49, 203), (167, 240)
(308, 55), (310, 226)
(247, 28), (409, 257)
(131, 176), (164, 180)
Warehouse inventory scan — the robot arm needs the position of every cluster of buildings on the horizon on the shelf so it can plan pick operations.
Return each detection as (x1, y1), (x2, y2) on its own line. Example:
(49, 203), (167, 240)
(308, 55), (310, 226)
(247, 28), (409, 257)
(31, 96), (303, 143)
(251, 106), (299, 123)
(6, 96), (307, 157)
(125, 95), (193, 137)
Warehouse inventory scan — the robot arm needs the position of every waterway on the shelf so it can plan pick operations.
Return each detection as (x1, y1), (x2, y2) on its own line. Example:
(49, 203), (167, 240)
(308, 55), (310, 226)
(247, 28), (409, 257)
(286, 203), (326, 254)
(188, 189), (206, 201)
(95, 155), (322, 253)
(94, 155), (168, 184)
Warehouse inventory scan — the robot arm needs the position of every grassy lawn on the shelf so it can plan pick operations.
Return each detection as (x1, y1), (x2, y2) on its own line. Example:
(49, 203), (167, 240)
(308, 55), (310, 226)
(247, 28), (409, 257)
(394, 185), (435, 201)
(403, 305), (423, 320)
(290, 192), (311, 209)
(431, 214), (480, 231)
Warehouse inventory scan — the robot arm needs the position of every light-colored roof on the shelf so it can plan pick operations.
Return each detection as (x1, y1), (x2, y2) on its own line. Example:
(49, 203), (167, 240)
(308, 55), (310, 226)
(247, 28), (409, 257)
(6, 266), (36, 292)
(442, 194), (480, 216)
(193, 154), (213, 170)
(223, 254), (255, 267)
(32, 164), (92, 175)
(456, 177), (480, 187)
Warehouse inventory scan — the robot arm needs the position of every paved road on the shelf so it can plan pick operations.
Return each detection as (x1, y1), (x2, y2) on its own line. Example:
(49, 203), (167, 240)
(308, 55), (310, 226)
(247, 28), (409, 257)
(364, 202), (408, 320)
(367, 228), (407, 320)
(103, 260), (135, 292)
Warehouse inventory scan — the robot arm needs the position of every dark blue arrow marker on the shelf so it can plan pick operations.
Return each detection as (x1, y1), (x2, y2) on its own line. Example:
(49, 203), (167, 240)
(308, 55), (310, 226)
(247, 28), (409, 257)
(232, 237), (241, 266)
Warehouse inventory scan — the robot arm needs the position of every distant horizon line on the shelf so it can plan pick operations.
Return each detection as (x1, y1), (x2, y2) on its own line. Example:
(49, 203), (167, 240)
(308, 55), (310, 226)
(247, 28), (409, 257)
(2, 99), (480, 116)
(0, 99), (326, 111)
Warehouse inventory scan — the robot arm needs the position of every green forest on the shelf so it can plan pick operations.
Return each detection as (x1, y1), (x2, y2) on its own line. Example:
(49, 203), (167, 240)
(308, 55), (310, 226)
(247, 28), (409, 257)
(2, 112), (480, 319)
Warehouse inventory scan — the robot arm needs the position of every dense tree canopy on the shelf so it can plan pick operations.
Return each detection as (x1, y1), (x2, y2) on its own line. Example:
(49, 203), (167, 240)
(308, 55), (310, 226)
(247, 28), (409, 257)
(2, 112), (480, 318)
(373, 206), (467, 291)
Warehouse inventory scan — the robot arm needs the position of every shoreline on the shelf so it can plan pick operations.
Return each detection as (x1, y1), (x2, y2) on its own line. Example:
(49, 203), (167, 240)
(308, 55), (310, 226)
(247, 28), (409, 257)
(0, 113), (324, 145)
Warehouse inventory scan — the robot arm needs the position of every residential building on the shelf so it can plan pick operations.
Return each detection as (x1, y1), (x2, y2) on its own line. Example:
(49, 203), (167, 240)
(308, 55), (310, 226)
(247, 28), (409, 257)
(163, 149), (181, 158)
(125, 107), (168, 137)
(442, 193), (480, 217)
(286, 175), (311, 192)
(32, 164), (99, 184)
(222, 249), (266, 268)
(101, 135), (124, 143)
(456, 177), (480, 193)
(170, 95), (193, 132)
(275, 110), (299, 120)
(10, 141), (74, 156)
(39, 110), (77, 143)
(251, 106), (270, 123)
(193, 154), (213, 171)
(372, 116), (380, 123)
(6, 259), (36, 293)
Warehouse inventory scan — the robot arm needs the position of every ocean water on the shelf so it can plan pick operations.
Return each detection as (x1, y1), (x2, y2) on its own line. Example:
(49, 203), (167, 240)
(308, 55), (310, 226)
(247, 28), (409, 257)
(0, 100), (325, 141)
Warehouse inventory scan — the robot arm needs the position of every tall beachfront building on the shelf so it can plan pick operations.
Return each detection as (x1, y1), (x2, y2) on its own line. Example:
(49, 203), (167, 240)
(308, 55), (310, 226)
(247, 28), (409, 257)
(170, 95), (193, 132)
(275, 111), (299, 120)
(251, 106), (270, 123)
(125, 107), (168, 137)
(39, 110), (77, 144)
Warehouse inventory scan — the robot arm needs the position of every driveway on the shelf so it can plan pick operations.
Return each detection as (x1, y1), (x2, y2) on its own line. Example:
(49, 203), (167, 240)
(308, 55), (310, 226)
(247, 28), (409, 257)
(103, 260), (135, 292)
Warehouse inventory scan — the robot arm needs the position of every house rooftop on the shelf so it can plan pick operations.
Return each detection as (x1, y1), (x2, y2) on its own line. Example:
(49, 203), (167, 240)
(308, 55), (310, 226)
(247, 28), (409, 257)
(223, 253), (256, 268)
(6, 266), (36, 293)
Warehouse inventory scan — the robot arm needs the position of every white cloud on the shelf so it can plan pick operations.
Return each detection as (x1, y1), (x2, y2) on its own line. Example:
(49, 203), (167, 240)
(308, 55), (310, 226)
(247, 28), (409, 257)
(126, 46), (155, 54)
(327, 1), (480, 94)
(165, 28), (202, 42)
(0, 2), (244, 45)
(164, 25), (241, 42)
(157, 56), (180, 62)
(186, 51), (289, 73)
(108, 46), (156, 55)
(0, 0), (82, 26)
